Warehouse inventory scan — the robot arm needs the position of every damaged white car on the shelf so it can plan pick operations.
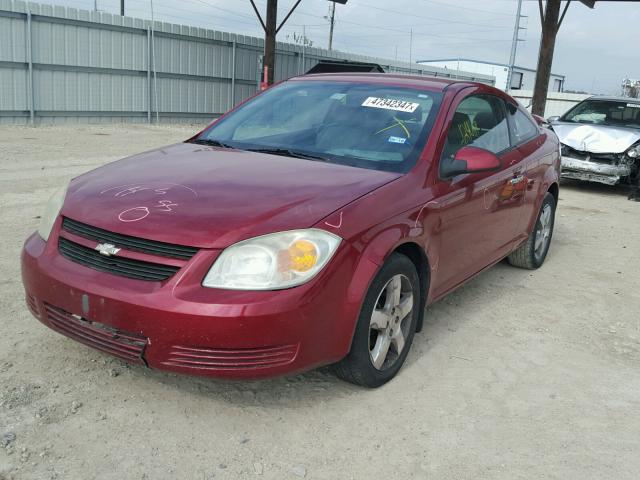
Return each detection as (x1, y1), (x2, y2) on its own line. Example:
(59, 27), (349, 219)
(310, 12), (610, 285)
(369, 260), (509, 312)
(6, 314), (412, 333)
(549, 97), (640, 194)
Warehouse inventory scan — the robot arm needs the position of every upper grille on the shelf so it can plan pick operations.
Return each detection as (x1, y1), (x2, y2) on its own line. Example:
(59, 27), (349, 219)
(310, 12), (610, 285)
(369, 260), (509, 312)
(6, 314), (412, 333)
(44, 303), (147, 364)
(61, 217), (198, 260)
(562, 145), (621, 165)
(59, 237), (179, 281)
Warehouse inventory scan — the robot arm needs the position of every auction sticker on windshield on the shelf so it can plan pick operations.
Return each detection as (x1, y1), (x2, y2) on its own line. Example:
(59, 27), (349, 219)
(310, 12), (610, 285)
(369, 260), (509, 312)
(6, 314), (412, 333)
(362, 97), (419, 113)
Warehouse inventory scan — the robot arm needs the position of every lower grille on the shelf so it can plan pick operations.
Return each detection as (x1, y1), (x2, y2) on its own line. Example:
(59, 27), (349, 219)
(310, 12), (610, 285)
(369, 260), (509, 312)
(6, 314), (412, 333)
(44, 303), (147, 364)
(162, 344), (299, 371)
(58, 237), (179, 281)
(26, 293), (39, 317)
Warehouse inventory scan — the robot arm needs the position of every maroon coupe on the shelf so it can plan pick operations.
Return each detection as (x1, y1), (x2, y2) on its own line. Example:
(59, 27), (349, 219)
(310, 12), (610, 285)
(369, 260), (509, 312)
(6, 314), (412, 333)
(22, 73), (560, 387)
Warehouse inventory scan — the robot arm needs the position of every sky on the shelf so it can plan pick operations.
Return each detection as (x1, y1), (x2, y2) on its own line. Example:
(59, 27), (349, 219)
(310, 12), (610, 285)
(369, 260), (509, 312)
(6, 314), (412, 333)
(36, 0), (640, 94)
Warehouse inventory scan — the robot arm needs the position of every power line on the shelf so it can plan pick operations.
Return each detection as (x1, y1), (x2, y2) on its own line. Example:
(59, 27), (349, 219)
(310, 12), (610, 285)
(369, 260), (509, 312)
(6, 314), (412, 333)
(420, 0), (517, 17)
(331, 26), (513, 40)
(354, 1), (513, 28)
(125, 0), (260, 26)
(184, 0), (257, 20)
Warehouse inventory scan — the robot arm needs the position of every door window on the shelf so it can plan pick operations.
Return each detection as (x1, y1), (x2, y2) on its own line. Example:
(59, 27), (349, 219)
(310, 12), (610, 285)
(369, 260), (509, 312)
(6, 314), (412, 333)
(508, 105), (539, 145)
(441, 94), (510, 165)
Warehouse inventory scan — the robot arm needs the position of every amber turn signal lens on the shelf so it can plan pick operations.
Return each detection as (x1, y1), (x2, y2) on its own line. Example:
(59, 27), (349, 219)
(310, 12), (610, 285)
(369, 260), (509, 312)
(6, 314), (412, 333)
(288, 239), (318, 272)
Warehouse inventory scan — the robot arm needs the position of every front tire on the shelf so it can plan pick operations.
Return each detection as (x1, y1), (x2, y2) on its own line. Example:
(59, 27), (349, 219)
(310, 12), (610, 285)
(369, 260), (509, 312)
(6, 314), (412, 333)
(333, 253), (420, 387)
(508, 192), (556, 269)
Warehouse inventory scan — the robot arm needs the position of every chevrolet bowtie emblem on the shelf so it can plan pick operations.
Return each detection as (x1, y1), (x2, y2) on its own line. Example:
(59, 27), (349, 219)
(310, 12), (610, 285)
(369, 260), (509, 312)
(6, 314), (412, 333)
(95, 243), (121, 257)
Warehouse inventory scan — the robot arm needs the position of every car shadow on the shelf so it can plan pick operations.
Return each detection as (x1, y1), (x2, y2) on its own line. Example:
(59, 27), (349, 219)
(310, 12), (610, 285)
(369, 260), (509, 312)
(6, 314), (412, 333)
(127, 261), (527, 405)
(35, 252), (538, 407)
(560, 178), (635, 199)
(41, 221), (570, 405)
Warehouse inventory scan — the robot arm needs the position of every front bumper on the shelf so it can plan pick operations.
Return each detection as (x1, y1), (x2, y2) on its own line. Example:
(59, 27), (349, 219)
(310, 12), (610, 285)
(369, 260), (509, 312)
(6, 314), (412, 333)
(21, 232), (366, 379)
(561, 156), (631, 185)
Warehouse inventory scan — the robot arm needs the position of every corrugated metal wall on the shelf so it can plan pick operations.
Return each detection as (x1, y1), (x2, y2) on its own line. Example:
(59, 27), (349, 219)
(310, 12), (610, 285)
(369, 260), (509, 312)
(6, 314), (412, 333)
(0, 0), (495, 125)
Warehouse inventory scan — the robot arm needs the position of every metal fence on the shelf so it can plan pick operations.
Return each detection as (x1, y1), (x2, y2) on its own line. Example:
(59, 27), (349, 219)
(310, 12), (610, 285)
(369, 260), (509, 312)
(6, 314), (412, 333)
(0, 0), (495, 125)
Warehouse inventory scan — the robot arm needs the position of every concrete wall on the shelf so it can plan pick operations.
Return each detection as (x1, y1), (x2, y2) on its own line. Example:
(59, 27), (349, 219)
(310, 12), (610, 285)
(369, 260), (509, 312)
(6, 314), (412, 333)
(0, 0), (495, 125)
(508, 90), (590, 118)
(417, 59), (564, 92)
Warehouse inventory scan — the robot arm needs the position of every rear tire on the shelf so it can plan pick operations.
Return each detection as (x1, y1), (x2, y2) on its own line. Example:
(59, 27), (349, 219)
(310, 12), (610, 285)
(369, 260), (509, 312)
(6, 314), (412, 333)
(508, 192), (556, 269)
(332, 253), (420, 388)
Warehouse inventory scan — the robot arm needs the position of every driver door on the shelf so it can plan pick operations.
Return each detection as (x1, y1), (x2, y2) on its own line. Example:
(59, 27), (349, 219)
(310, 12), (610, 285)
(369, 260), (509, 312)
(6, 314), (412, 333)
(430, 91), (526, 298)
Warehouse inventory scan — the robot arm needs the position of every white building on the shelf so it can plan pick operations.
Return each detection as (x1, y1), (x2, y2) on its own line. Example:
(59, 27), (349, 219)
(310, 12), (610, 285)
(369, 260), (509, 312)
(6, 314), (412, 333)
(416, 58), (565, 93)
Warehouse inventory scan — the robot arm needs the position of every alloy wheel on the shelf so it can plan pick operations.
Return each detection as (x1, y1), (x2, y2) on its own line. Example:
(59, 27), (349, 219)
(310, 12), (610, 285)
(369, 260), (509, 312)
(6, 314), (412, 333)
(369, 274), (414, 370)
(534, 203), (553, 261)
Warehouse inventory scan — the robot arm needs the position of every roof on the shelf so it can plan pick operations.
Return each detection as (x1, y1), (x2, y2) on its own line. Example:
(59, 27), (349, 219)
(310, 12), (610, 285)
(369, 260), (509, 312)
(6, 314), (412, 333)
(586, 95), (640, 103)
(293, 72), (468, 91)
(416, 58), (565, 79)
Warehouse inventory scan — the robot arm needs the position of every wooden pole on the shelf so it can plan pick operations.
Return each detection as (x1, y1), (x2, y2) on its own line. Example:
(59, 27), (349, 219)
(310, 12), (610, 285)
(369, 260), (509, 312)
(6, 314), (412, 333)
(531, 0), (562, 116)
(264, 0), (277, 86)
(251, 0), (303, 87)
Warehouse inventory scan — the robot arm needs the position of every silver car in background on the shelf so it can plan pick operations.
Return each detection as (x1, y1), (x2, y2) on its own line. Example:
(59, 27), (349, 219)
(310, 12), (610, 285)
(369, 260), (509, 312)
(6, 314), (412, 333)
(548, 97), (640, 192)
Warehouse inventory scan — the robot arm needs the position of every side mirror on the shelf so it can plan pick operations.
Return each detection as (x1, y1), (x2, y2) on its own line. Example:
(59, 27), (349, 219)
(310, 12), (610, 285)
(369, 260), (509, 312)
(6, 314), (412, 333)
(441, 146), (501, 178)
(532, 114), (548, 126)
(546, 115), (560, 124)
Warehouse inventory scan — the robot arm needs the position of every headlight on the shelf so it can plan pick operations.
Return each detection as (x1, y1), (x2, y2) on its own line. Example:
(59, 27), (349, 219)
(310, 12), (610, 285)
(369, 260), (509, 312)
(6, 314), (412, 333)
(560, 143), (569, 156)
(37, 183), (68, 241)
(203, 229), (341, 290)
(627, 146), (639, 158)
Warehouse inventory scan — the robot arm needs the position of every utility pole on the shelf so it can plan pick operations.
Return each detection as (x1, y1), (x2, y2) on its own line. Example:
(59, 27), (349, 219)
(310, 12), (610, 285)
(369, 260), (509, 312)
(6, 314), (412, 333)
(328, 2), (336, 50)
(249, 0), (347, 87)
(506, 0), (523, 92)
(532, 0), (595, 116)
(120, 0), (124, 16)
(302, 24), (307, 72)
(409, 28), (413, 70)
(264, 0), (278, 87)
(250, 0), (305, 88)
(532, 0), (562, 115)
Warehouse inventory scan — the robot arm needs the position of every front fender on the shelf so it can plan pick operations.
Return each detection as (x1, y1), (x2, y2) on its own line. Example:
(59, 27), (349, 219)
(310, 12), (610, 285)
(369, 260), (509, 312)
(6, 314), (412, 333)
(331, 218), (435, 354)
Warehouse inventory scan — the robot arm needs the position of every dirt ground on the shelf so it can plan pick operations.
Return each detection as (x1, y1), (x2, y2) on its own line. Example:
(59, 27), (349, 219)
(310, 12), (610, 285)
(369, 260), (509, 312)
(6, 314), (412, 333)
(0, 124), (639, 480)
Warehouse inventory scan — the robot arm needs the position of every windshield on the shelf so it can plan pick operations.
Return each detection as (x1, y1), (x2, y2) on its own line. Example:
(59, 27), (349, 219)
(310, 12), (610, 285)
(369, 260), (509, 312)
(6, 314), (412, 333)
(561, 100), (640, 128)
(194, 81), (443, 173)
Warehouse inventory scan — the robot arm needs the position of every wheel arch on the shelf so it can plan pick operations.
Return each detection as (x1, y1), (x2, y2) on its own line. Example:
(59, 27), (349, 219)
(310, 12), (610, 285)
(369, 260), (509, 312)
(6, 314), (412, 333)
(547, 181), (559, 205)
(341, 224), (435, 359)
(390, 242), (430, 333)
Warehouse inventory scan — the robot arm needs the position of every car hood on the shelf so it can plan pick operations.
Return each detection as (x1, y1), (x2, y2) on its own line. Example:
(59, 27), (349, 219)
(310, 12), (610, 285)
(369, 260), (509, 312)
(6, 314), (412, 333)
(553, 123), (640, 154)
(62, 142), (401, 248)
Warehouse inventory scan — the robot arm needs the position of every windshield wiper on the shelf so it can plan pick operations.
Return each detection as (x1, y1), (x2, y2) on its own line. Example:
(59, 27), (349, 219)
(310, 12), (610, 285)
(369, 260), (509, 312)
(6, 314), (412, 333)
(191, 138), (234, 148)
(245, 147), (331, 162)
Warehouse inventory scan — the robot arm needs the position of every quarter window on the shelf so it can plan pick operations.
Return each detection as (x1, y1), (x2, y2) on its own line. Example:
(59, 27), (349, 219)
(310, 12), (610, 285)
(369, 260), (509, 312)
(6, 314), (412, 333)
(508, 105), (539, 144)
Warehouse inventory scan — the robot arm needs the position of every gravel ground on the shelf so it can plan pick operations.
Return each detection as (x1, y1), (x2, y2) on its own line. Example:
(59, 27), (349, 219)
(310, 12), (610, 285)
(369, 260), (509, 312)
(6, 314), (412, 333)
(1, 125), (639, 480)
